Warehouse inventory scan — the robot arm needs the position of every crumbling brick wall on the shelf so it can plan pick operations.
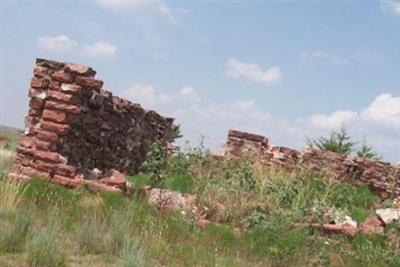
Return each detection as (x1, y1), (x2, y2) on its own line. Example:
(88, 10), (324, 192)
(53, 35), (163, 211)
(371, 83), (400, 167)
(7, 58), (177, 189)
(224, 129), (400, 197)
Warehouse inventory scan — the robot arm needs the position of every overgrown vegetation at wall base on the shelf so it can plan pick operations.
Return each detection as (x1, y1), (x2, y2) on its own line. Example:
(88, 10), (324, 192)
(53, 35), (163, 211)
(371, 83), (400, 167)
(1, 128), (400, 266)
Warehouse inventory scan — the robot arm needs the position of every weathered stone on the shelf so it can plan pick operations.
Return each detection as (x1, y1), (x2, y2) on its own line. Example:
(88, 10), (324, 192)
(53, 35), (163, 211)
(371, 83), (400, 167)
(52, 71), (74, 83)
(359, 216), (384, 234)
(65, 63), (95, 76)
(37, 130), (58, 143)
(75, 76), (103, 90)
(41, 120), (69, 135)
(44, 101), (80, 115)
(99, 169), (127, 190)
(29, 88), (47, 99)
(31, 77), (49, 89)
(228, 129), (268, 144)
(42, 109), (68, 124)
(376, 208), (400, 225)
(47, 91), (75, 103)
(33, 150), (61, 163)
(60, 83), (81, 94)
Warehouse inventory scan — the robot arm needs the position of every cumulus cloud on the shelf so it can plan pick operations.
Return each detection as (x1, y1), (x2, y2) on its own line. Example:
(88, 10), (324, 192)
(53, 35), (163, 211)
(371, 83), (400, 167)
(37, 35), (78, 52)
(81, 42), (118, 58)
(361, 94), (400, 129)
(300, 50), (349, 65)
(225, 58), (282, 86)
(306, 110), (358, 131)
(381, 0), (400, 15)
(98, 0), (183, 24)
(120, 83), (400, 161)
(37, 35), (118, 58)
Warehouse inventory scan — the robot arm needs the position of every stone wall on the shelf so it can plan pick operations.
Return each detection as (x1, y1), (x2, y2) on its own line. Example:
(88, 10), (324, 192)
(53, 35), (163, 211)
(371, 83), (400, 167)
(7, 59), (177, 190)
(224, 129), (400, 198)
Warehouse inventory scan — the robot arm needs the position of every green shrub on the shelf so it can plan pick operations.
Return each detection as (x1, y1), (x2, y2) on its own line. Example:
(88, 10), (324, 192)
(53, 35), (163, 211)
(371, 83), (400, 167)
(0, 180), (26, 213)
(0, 210), (31, 252)
(129, 173), (151, 189)
(141, 140), (168, 188)
(119, 237), (146, 267)
(75, 213), (106, 254)
(100, 191), (128, 210)
(166, 173), (194, 193)
(26, 227), (67, 267)
(24, 178), (79, 209)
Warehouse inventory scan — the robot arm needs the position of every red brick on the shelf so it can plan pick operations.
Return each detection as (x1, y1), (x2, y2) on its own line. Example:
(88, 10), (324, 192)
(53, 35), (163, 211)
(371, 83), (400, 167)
(29, 109), (42, 116)
(17, 146), (35, 156)
(35, 140), (57, 151)
(52, 164), (76, 176)
(52, 175), (82, 188)
(52, 71), (74, 83)
(42, 109), (68, 123)
(60, 83), (81, 94)
(33, 66), (49, 78)
(20, 166), (50, 179)
(65, 63), (95, 76)
(44, 101), (80, 115)
(29, 97), (45, 110)
(41, 120), (69, 135)
(30, 160), (52, 172)
(37, 130), (59, 143)
(49, 81), (61, 91)
(33, 150), (61, 163)
(31, 77), (49, 89)
(20, 137), (35, 148)
(47, 90), (75, 103)
(29, 88), (47, 99)
(75, 76), (103, 91)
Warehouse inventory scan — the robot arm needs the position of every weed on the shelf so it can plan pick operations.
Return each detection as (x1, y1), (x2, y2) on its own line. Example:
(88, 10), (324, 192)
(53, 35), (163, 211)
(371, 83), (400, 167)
(26, 227), (67, 267)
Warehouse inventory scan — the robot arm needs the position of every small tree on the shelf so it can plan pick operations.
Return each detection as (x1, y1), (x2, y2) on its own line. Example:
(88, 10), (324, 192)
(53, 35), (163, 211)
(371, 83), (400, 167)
(307, 126), (356, 156)
(356, 138), (381, 160)
(141, 140), (168, 188)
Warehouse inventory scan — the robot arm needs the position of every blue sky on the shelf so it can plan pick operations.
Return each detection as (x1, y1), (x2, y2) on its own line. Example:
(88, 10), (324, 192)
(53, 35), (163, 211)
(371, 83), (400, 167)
(1, 0), (400, 162)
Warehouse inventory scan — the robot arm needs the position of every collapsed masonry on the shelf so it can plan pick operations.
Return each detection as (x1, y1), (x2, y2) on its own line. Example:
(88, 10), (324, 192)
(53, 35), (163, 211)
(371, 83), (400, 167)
(7, 59), (177, 192)
(224, 130), (400, 198)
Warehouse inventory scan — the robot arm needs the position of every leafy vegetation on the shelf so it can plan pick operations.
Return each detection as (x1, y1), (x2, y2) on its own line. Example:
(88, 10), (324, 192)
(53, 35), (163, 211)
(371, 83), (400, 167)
(1, 128), (399, 266)
(308, 126), (381, 159)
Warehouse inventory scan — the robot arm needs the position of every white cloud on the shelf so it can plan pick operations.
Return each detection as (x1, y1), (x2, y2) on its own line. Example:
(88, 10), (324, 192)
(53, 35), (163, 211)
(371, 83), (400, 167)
(37, 35), (78, 52)
(301, 50), (349, 65)
(121, 83), (173, 107)
(361, 94), (400, 129)
(98, 0), (183, 24)
(225, 58), (282, 86)
(120, 83), (400, 162)
(307, 110), (358, 130)
(381, 0), (400, 15)
(81, 42), (118, 58)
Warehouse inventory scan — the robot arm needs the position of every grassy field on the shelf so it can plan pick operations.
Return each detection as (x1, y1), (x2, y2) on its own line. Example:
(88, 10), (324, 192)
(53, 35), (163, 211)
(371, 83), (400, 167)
(1, 128), (400, 267)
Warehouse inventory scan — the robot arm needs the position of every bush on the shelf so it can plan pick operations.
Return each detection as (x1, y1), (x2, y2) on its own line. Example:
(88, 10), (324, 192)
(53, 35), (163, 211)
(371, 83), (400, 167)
(119, 237), (146, 267)
(26, 227), (67, 267)
(141, 140), (168, 188)
(0, 210), (31, 252)
(75, 213), (106, 254)
(0, 180), (26, 213)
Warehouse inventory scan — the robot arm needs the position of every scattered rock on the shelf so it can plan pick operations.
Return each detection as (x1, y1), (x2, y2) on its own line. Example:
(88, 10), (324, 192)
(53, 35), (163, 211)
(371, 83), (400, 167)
(331, 211), (358, 228)
(376, 208), (400, 225)
(99, 169), (127, 191)
(146, 188), (197, 213)
(196, 219), (210, 229)
(359, 216), (384, 234)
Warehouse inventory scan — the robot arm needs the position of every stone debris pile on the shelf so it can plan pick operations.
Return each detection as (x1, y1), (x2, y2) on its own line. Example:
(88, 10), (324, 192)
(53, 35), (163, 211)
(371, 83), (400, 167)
(224, 129), (400, 198)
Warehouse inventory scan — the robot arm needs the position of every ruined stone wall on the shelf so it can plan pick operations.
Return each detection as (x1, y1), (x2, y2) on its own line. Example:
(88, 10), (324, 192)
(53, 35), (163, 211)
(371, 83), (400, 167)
(7, 59), (177, 190)
(224, 129), (400, 198)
